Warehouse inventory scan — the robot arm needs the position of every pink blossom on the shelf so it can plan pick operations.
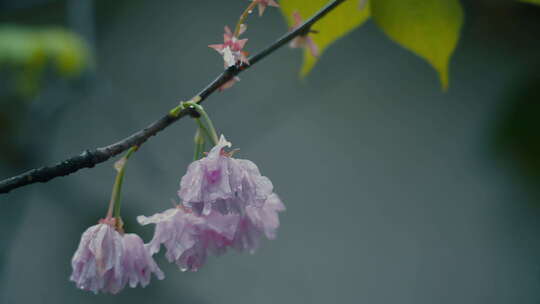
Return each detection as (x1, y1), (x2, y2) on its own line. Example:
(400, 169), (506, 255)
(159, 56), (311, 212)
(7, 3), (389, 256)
(176, 211), (239, 271)
(138, 197), (285, 271)
(122, 233), (165, 288)
(137, 207), (203, 264)
(209, 26), (249, 68)
(139, 136), (285, 272)
(138, 207), (239, 271)
(252, 0), (279, 16)
(289, 11), (319, 57)
(246, 193), (285, 240)
(70, 220), (124, 294)
(70, 218), (163, 294)
(138, 200), (285, 271)
(233, 194), (285, 253)
(178, 135), (274, 216)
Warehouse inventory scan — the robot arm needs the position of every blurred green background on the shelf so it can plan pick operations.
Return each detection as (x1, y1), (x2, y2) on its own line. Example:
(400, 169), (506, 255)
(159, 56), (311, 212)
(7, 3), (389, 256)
(1, 0), (540, 303)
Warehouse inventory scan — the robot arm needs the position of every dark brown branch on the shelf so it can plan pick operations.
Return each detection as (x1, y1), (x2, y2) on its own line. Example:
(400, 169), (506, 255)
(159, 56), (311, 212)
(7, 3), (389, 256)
(0, 0), (345, 194)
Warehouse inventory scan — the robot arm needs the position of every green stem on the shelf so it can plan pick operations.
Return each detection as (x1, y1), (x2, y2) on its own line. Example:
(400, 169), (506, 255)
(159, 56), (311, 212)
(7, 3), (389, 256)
(193, 128), (205, 160)
(169, 104), (183, 117)
(106, 146), (138, 225)
(194, 118), (214, 145)
(169, 96), (202, 118)
(183, 102), (219, 145)
(234, 1), (258, 37)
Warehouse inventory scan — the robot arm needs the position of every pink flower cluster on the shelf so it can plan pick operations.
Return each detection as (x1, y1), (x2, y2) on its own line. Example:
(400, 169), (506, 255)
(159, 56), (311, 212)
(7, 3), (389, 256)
(209, 26), (249, 68)
(69, 0), (290, 294)
(209, 0), (281, 91)
(139, 136), (285, 271)
(179, 136), (273, 215)
(70, 136), (284, 293)
(70, 218), (164, 294)
(209, 26), (248, 91)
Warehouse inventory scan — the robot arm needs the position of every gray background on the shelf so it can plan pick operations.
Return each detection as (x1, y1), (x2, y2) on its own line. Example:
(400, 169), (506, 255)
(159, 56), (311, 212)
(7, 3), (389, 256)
(1, 0), (540, 303)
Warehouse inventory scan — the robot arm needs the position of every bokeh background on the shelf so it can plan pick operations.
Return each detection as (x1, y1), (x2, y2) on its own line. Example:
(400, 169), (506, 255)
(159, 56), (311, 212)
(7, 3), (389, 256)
(1, 0), (540, 303)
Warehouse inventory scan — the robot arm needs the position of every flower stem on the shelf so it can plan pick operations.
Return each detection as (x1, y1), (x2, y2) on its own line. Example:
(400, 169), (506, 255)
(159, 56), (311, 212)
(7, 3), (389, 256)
(193, 127), (205, 160)
(234, 1), (258, 37)
(106, 145), (138, 227)
(169, 95), (202, 118)
(183, 102), (219, 145)
(194, 118), (213, 147)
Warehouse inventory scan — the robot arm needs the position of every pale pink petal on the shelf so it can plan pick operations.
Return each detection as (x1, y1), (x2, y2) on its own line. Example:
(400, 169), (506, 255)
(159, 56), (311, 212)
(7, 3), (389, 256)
(306, 37), (319, 57)
(70, 222), (124, 294)
(246, 194), (285, 239)
(224, 26), (233, 41)
(292, 11), (303, 27)
(208, 44), (225, 52)
(138, 208), (239, 272)
(236, 38), (248, 51)
(253, 0), (279, 16)
(289, 11), (319, 57)
(224, 26), (233, 36)
(179, 137), (277, 215)
(222, 47), (236, 68)
(239, 52), (250, 65)
(121, 234), (164, 288)
(137, 208), (203, 261)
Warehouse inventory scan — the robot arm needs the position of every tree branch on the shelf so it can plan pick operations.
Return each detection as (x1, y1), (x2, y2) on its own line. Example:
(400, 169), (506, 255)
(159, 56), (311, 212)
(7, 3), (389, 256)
(0, 0), (345, 194)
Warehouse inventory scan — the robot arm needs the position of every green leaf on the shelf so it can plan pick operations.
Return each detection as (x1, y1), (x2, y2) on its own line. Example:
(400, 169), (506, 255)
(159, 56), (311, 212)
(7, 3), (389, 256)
(0, 25), (92, 98)
(38, 28), (92, 77)
(520, 0), (540, 5)
(371, 0), (464, 90)
(280, 0), (370, 76)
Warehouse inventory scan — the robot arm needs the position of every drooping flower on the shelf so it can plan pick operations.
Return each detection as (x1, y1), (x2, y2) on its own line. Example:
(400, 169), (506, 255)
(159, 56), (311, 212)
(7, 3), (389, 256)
(137, 207), (203, 263)
(209, 26), (249, 68)
(70, 218), (163, 294)
(289, 11), (319, 57)
(178, 135), (274, 216)
(176, 211), (239, 271)
(139, 134), (285, 272)
(139, 196), (285, 272)
(251, 0), (279, 16)
(70, 219), (125, 294)
(138, 207), (239, 272)
(233, 193), (285, 253)
(246, 193), (285, 240)
(122, 233), (165, 288)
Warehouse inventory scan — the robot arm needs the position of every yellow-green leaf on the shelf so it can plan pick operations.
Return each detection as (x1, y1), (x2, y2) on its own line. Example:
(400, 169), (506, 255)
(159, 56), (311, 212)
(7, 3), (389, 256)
(520, 0), (540, 5)
(38, 28), (92, 77)
(371, 0), (464, 90)
(280, 0), (370, 76)
(0, 25), (92, 98)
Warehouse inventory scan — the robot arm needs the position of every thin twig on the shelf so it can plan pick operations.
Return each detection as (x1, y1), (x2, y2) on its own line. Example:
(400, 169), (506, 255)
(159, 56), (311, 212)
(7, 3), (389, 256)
(0, 0), (345, 194)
